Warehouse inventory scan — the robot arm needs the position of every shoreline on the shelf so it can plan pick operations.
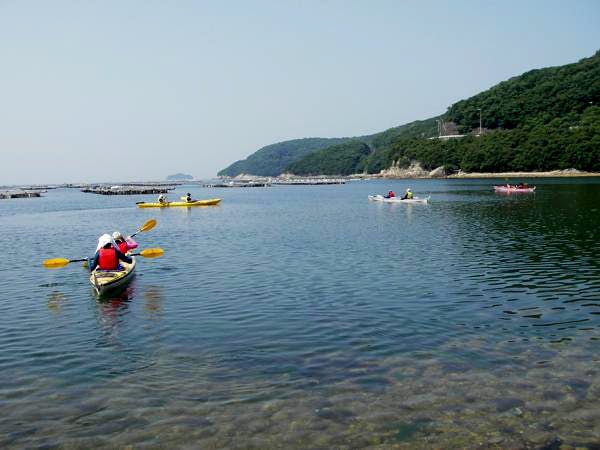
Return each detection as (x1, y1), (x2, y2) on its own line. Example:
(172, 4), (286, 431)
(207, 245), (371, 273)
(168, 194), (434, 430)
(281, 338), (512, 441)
(445, 170), (600, 179)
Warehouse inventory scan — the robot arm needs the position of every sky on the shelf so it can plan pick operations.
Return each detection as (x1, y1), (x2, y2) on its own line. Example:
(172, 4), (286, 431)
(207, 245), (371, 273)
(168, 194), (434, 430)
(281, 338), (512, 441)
(1, 0), (599, 184)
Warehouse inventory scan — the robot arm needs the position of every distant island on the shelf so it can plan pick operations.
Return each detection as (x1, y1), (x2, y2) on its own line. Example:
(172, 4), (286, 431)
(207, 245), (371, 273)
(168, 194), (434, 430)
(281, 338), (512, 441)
(219, 50), (600, 178)
(166, 173), (194, 181)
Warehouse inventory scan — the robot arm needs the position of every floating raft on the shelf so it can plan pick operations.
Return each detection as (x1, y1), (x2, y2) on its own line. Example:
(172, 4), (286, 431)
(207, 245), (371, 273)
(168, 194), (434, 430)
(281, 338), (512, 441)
(0, 190), (43, 199)
(203, 182), (271, 188)
(273, 178), (346, 185)
(81, 185), (176, 195)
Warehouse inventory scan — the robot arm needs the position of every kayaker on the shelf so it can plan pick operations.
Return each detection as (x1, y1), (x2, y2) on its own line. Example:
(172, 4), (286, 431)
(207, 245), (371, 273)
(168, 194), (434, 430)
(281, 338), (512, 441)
(158, 194), (167, 204)
(112, 231), (138, 254)
(384, 190), (395, 199)
(401, 188), (413, 200)
(517, 182), (526, 189)
(185, 192), (193, 202)
(90, 234), (132, 271)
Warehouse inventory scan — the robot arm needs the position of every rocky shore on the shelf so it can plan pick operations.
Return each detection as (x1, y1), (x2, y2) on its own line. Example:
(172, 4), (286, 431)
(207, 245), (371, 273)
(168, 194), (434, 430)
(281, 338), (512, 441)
(378, 163), (600, 179)
(447, 168), (600, 178)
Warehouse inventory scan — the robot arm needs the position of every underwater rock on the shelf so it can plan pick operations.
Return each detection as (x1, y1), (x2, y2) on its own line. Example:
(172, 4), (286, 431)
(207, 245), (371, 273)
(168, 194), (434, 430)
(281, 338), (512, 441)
(495, 397), (525, 412)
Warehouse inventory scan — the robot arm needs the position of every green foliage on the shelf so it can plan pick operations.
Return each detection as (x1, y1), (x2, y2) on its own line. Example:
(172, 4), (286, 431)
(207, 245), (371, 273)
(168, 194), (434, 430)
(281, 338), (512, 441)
(285, 141), (371, 175)
(446, 51), (600, 133)
(367, 118), (440, 148)
(217, 137), (351, 177)
(360, 106), (600, 173)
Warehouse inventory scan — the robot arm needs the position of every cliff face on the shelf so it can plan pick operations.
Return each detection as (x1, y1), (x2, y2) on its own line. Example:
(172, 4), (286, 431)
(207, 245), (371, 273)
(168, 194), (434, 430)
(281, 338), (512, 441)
(379, 161), (446, 178)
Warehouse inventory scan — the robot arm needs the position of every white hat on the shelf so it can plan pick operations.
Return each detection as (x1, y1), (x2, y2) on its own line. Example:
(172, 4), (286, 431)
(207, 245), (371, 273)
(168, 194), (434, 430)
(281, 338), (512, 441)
(112, 231), (123, 241)
(96, 233), (116, 252)
(407, 187), (412, 191)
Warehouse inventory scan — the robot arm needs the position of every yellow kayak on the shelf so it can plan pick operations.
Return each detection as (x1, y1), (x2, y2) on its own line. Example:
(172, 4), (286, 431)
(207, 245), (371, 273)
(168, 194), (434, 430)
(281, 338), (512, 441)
(90, 257), (136, 296)
(137, 198), (222, 208)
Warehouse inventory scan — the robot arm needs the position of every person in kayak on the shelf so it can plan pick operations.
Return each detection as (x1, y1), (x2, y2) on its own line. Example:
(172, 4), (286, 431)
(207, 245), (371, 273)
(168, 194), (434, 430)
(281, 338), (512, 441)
(384, 190), (395, 199)
(401, 188), (413, 200)
(112, 231), (138, 254)
(185, 192), (193, 202)
(90, 234), (132, 271)
(158, 194), (167, 204)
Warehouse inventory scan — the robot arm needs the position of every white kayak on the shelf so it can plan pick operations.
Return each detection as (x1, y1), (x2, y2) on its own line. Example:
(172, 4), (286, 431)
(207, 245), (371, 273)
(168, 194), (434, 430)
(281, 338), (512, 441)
(368, 195), (430, 204)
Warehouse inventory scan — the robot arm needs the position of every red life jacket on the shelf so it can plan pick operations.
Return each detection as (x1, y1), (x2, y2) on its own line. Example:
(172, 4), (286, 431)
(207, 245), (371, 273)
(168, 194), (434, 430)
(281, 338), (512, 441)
(118, 241), (128, 254)
(98, 247), (118, 270)
(390, 191), (395, 197)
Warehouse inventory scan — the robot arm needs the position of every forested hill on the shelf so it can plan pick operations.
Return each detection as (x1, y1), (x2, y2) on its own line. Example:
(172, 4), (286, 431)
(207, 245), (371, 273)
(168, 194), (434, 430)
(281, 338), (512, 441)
(217, 137), (351, 177)
(286, 141), (372, 176)
(446, 50), (600, 132)
(219, 50), (600, 177)
(285, 50), (600, 175)
(217, 118), (440, 177)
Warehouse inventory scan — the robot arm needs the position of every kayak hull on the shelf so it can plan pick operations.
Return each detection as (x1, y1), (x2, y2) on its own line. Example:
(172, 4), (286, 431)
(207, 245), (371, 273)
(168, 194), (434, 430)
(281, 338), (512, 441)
(137, 198), (222, 208)
(493, 186), (536, 193)
(368, 195), (429, 204)
(90, 257), (136, 296)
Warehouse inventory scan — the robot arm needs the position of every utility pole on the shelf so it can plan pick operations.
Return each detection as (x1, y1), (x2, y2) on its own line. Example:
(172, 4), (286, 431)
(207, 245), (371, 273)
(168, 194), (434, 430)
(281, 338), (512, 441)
(478, 108), (482, 135)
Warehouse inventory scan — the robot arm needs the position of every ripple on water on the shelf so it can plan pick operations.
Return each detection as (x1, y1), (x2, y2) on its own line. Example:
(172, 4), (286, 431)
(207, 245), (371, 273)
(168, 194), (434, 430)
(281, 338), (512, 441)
(1, 181), (600, 447)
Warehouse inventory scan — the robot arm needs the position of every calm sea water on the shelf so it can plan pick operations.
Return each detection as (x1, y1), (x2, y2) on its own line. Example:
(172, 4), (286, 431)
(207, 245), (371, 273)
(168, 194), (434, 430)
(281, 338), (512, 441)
(1, 179), (599, 448)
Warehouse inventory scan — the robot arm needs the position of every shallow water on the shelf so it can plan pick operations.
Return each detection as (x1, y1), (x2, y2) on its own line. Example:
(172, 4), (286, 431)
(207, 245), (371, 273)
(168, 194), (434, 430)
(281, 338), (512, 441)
(1, 179), (599, 448)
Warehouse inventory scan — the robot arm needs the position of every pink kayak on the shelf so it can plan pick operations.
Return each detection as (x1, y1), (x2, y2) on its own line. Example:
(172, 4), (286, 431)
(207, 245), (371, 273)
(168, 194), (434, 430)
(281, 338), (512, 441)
(494, 185), (536, 193)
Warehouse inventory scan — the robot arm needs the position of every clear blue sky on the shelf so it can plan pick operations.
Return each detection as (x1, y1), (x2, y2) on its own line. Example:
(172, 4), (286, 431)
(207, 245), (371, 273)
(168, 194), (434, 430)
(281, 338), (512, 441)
(1, 0), (599, 184)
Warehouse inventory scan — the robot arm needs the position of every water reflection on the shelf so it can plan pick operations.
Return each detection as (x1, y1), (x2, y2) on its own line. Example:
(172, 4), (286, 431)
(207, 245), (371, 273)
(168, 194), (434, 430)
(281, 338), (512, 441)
(95, 283), (136, 342)
(47, 291), (65, 314)
(144, 285), (164, 318)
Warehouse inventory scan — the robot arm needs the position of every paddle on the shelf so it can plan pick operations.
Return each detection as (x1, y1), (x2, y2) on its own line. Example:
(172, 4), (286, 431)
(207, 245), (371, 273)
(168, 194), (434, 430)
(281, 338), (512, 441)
(130, 218), (157, 238)
(43, 248), (164, 269)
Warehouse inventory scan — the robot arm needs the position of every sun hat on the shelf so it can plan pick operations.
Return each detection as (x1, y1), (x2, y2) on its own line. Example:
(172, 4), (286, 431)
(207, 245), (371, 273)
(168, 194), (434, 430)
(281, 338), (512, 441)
(96, 234), (114, 251)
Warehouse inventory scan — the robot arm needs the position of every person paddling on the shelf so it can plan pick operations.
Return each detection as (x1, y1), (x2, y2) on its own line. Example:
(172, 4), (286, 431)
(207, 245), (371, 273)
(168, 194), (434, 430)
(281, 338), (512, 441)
(384, 190), (395, 199)
(158, 194), (167, 204)
(185, 192), (193, 202)
(90, 234), (132, 271)
(112, 231), (138, 255)
(401, 188), (413, 200)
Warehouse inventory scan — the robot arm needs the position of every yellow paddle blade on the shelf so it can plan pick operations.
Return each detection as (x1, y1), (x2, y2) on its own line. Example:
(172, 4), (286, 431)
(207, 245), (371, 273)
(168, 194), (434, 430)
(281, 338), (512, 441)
(139, 219), (157, 233)
(139, 248), (164, 258)
(43, 258), (71, 269)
